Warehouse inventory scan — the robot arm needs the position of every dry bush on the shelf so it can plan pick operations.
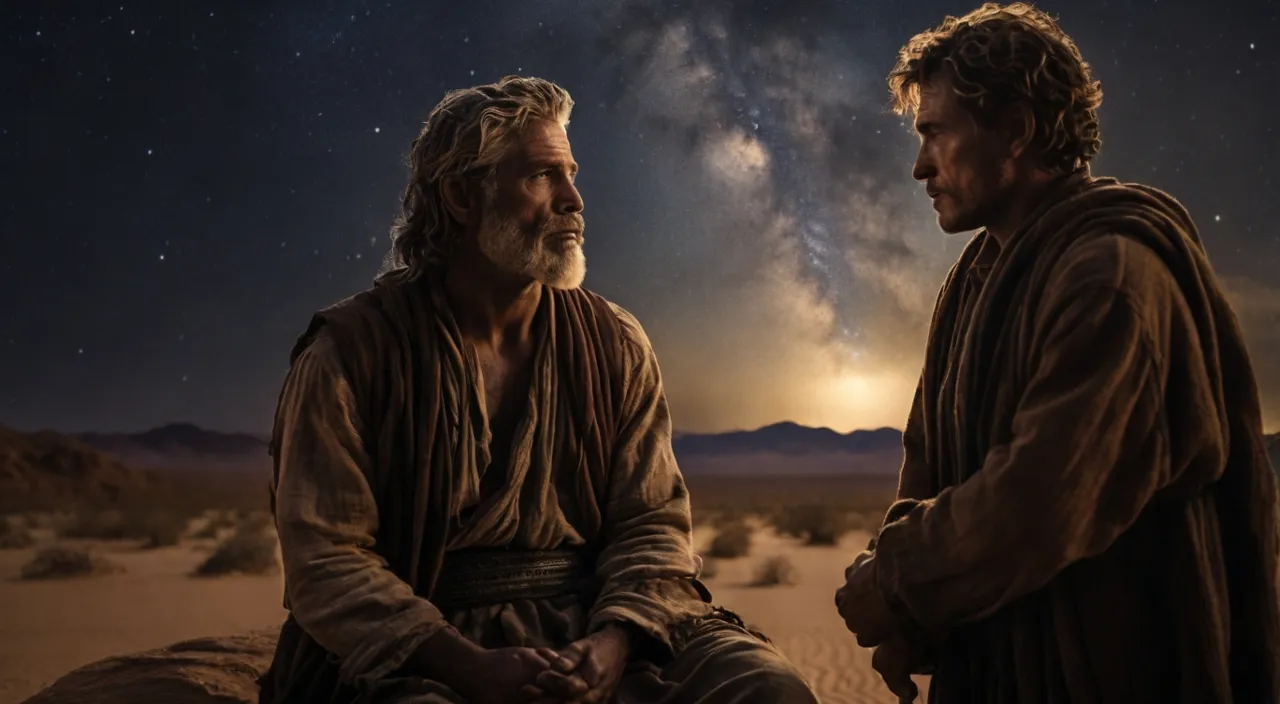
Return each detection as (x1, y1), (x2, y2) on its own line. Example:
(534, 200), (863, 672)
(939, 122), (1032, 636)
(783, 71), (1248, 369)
(772, 505), (861, 546)
(193, 525), (279, 577)
(189, 510), (239, 540)
(21, 547), (123, 579)
(237, 510), (274, 533)
(750, 555), (797, 587)
(189, 521), (221, 540)
(707, 521), (752, 559)
(61, 508), (190, 547)
(712, 507), (752, 528)
(0, 519), (35, 549)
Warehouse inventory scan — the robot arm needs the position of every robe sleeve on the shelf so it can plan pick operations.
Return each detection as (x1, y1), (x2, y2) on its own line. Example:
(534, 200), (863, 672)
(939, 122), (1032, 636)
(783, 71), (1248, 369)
(586, 306), (711, 653)
(273, 331), (449, 686)
(873, 235), (1201, 635)
(868, 380), (933, 552)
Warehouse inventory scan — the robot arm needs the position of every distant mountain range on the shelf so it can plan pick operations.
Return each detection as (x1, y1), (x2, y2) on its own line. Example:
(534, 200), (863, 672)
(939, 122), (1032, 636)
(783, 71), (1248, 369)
(0, 425), (168, 511)
(673, 422), (903, 456)
(1, 422), (1273, 507)
(58, 423), (1280, 474)
(76, 423), (271, 474)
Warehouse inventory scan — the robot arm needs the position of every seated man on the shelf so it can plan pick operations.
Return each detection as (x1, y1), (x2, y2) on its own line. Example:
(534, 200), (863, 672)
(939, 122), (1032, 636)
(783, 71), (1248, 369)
(257, 75), (818, 704)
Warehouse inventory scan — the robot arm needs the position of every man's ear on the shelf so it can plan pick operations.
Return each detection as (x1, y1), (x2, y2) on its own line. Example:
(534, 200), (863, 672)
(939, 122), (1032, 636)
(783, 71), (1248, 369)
(1003, 102), (1037, 161)
(441, 177), (480, 229)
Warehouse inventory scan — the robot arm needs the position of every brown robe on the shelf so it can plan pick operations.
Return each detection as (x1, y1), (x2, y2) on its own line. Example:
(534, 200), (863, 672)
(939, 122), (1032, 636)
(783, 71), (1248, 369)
(871, 172), (1280, 703)
(256, 276), (817, 703)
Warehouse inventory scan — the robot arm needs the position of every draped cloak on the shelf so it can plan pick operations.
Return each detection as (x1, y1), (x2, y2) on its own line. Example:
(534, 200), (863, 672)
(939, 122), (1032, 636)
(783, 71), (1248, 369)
(257, 276), (817, 703)
(871, 172), (1280, 703)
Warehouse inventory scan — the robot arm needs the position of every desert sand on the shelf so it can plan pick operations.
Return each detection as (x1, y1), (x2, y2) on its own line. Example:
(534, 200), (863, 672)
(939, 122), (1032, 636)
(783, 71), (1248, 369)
(0, 518), (927, 704)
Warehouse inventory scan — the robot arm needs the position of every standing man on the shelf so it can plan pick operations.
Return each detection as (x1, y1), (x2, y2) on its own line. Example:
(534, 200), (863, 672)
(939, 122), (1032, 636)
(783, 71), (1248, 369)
(835, 4), (1280, 702)
(258, 75), (818, 703)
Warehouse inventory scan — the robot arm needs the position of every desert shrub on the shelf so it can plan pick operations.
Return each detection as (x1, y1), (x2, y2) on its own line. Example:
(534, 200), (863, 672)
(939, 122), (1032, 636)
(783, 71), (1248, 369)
(237, 510), (274, 534)
(61, 508), (190, 547)
(189, 510), (239, 540)
(193, 526), (279, 577)
(60, 510), (128, 539)
(136, 512), (189, 548)
(0, 520), (35, 549)
(712, 508), (748, 528)
(750, 555), (796, 587)
(707, 521), (752, 559)
(772, 505), (859, 546)
(21, 547), (122, 579)
(189, 521), (221, 540)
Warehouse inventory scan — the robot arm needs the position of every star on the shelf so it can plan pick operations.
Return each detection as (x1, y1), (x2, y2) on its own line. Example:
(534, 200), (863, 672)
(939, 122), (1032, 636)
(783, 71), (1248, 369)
(77, 348), (84, 354)
(1215, 214), (1222, 222)
(374, 127), (381, 133)
(158, 254), (165, 260)
(146, 148), (153, 155)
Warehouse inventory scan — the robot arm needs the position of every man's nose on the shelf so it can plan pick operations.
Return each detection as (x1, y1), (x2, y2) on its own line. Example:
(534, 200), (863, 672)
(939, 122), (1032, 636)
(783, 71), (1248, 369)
(911, 150), (933, 182)
(556, 180), (584, 215)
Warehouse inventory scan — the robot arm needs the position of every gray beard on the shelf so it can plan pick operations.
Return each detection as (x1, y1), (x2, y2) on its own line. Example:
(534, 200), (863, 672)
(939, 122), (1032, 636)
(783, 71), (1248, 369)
(476, 212), (586, 290)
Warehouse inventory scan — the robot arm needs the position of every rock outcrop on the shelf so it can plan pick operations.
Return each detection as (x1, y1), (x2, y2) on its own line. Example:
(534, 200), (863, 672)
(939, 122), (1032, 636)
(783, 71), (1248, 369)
(23, 630), (276, 704)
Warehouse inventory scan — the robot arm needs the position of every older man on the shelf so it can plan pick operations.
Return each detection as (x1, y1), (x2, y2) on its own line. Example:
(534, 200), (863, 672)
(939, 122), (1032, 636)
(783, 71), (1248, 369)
(257, 75), (818, 704)
(835, 4), (1280, 703)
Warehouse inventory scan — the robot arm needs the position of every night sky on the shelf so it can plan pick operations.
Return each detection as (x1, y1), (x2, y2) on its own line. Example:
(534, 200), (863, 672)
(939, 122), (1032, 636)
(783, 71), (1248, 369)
(3, 1), (1278, 435)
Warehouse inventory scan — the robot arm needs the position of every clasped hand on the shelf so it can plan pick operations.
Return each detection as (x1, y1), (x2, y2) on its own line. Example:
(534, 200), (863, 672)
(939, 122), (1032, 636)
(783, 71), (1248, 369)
(463, 626), (630, 704)
(835, 550), (919, 702)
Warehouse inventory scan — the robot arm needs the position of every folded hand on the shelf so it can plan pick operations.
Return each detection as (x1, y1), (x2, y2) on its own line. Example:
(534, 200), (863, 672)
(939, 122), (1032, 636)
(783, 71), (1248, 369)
(522, 625), (632, 703)
(834, 552), (897, 648)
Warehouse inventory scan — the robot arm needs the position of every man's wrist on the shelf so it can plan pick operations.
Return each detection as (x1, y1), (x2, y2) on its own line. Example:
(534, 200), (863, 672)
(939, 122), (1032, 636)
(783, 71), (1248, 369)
(598, 619), (648, 657)
(408, 625), (486, 684)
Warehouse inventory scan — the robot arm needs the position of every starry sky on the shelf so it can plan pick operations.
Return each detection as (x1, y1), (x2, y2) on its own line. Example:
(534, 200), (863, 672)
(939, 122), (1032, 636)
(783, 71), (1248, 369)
(3, 0), (1278, 435)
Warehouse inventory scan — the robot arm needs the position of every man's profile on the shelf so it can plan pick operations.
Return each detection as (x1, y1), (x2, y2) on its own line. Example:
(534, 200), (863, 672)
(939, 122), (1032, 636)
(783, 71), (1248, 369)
(256, 75), (818, 704)
(835, 4), (1280, 702)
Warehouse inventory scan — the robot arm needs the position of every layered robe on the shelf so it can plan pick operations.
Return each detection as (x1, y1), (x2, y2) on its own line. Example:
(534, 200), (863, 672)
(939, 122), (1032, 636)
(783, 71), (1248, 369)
(257, 277), (817, 704)
(871, 171), (1280, 702)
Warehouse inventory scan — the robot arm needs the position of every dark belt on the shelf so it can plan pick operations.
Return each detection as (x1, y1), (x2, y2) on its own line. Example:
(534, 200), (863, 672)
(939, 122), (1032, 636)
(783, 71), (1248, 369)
(430, 548), (595, 611)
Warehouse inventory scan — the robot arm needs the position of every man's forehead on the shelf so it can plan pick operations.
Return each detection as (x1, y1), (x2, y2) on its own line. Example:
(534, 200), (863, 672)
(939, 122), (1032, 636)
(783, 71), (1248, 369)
(511, 120), (574, 163)
(914, 76), (954, 122)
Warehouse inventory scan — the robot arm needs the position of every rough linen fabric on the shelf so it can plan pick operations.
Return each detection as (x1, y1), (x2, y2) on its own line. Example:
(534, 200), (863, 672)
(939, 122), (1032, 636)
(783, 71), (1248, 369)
(871, 171), (1280, 703)
(256, 277), (816, 704)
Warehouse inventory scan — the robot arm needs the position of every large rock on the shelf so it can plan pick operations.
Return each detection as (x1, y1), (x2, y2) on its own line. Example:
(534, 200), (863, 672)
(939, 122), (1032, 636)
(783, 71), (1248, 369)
(23, 630), (276, 704)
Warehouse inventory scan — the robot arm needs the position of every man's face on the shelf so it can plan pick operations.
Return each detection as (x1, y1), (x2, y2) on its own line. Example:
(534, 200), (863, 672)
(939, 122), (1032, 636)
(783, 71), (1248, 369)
(476, 119), (586, 289)
(911, 72), (1013, 234)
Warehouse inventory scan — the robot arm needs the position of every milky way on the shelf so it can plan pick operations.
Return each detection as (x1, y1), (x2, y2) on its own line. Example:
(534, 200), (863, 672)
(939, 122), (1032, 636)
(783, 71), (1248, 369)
(2, 0), (1277, 433)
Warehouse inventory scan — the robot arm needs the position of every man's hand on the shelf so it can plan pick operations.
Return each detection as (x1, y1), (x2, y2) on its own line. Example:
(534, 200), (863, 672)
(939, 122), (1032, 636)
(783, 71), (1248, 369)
(871, 634), (920, 702)
(453, 646), (556, 704)
(522, 624), (632, 703)
(834, 552), (897, 648)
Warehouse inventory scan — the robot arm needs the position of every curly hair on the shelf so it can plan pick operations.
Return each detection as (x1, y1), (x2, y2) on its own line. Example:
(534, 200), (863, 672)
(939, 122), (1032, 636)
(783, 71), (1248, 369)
(888, 3), (1103, 175)
(376, 75), (575, 282)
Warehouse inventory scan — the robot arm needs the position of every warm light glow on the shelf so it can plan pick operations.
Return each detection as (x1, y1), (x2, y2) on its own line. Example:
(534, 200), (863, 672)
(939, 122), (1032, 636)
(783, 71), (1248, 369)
(803, 370), (917, 431)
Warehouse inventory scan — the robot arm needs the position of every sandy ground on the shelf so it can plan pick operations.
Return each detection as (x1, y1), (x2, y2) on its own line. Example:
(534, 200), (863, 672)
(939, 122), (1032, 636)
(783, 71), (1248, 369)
(0, 524), (925, 704)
